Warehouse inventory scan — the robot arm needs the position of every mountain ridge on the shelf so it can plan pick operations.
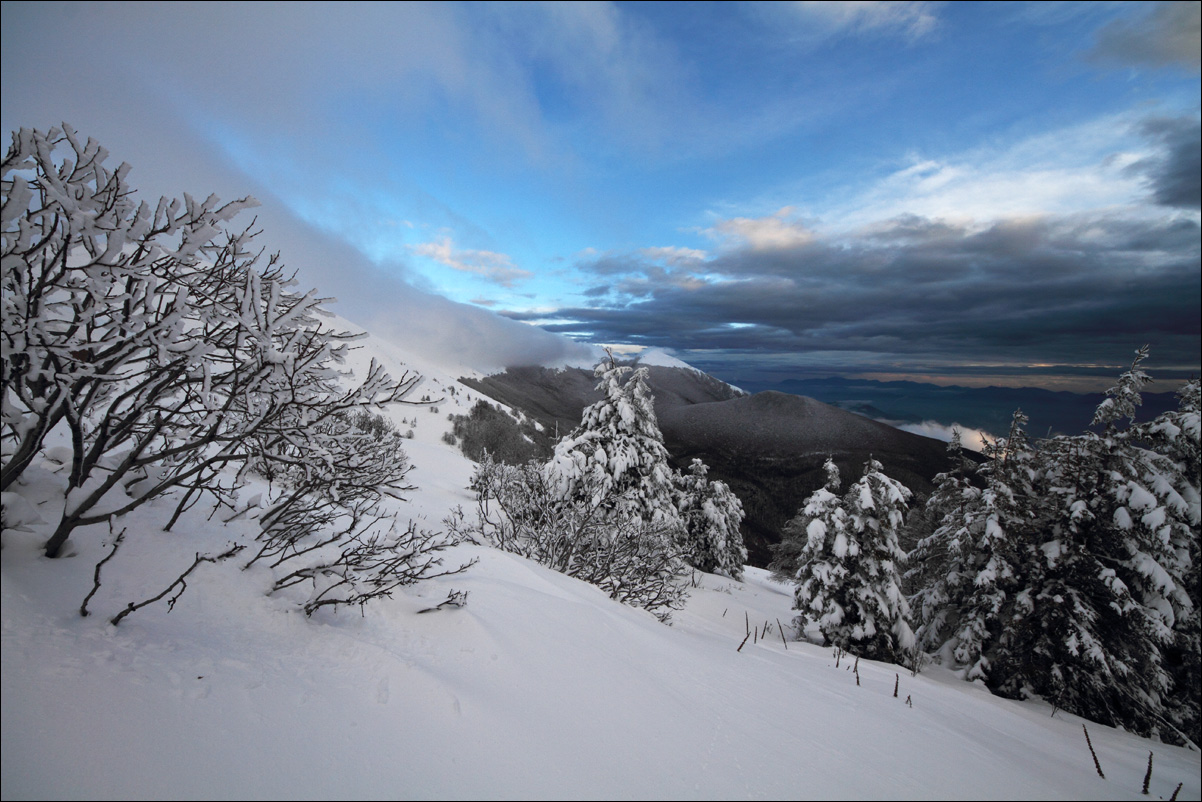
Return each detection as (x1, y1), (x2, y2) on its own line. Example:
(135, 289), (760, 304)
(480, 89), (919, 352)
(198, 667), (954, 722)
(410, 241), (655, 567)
(726, 375), (1183, 437)
(462, 365), (954, 566)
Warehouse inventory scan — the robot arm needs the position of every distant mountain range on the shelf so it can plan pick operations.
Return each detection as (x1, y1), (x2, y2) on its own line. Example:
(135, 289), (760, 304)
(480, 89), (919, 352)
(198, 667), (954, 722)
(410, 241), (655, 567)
(462, 364), (954, 567)
(725, 376), (1183, 438)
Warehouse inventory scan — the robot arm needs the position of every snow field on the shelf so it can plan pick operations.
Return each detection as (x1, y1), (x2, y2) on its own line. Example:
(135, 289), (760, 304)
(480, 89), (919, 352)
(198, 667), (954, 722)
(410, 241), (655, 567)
(3, 320), (1199, 801)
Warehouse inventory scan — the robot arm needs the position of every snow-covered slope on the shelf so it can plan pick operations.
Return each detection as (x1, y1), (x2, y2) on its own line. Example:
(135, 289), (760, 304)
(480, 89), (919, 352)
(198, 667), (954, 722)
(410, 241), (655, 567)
(3, 317), (1199, 801)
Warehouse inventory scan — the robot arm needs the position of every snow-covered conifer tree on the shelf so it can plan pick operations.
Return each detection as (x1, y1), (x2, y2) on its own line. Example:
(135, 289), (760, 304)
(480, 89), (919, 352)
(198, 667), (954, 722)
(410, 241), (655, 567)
(546, 357), (681, 530)
(1139, 377), (1201, 493)
(913, 412), (1042, 679)
(838, 458), (915, 661)
(1136, 377), (1201, 743)
(1009, 349), (1199, 743)
(908, 430), (983, 654)
(902, 351), (1199, 743)
(790, 459), (851, 636)
(677, 458), (746, 579)
(929, 351), (1198, 744)
(791, 457), (914, 661)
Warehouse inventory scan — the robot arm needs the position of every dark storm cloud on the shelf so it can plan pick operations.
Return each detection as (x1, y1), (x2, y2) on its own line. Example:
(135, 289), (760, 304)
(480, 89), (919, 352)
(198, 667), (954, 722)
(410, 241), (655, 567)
(1088, 1), (1201, 72)
(505, 212), (1201, 378)
(1129, 117), (1202, 209)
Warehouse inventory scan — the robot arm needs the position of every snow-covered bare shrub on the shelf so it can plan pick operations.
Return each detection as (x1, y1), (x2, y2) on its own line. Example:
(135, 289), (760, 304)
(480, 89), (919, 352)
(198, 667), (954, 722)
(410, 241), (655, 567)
(272, 519), (472, 616)
(344, 409), (399, 440)
(226, 397), (473, 615)
(2, 125), (405, 555)
(449, 456), (688, 622)
(4, 125), (253, 548)
(2, 125), (470, 617)
(449, 399), (550, 464)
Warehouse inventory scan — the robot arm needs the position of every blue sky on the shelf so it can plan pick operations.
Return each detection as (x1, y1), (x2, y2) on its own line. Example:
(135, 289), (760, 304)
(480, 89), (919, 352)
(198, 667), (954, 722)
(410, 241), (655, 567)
(3, 1), (1199, 389)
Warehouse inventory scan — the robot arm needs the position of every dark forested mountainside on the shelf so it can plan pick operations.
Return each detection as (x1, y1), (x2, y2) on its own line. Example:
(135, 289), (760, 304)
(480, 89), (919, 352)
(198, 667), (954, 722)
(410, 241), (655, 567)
(462, 366), (953, 566)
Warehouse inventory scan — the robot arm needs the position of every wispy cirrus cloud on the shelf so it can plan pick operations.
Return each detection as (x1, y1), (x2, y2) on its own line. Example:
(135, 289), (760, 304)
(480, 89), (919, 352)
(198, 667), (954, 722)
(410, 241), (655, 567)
(819, 114), (1168, 233)
(779, 1), (942, 42)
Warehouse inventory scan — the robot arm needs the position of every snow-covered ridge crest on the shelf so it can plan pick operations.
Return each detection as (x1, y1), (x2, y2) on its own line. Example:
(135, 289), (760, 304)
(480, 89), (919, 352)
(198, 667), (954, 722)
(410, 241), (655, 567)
(633, 347), (700, 372)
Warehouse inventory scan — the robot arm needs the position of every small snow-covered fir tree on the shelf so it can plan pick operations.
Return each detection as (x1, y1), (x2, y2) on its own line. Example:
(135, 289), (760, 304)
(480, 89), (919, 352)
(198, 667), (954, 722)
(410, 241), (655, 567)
(793, 458), (914, 661)
(913, 412), (1042, 679)
(546, 356), (682, 530)
(1136, 377), (1201, 744)
(908, 429), (983, 655)
(840, 458), (915, 661)
(677, 458), (747, 579)
(790, 459), (852, 637)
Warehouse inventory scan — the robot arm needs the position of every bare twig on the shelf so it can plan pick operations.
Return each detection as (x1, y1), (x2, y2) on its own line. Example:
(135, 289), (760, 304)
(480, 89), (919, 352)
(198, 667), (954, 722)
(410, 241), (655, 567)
(777, 618), (787, 649)
(894, 673), (899, 698)
(111, 544), (244, 626)
(417, 589), (470, 613)
(737, 631), (751, 652)
(80, 526), (125, 617)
